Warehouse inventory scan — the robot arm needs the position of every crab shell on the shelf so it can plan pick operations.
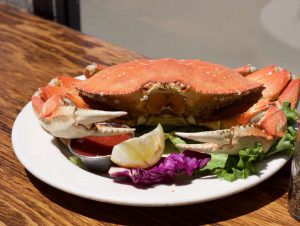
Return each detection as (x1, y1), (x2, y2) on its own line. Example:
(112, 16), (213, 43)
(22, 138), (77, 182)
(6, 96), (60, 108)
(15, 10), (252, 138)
(76, 59), (264, 126)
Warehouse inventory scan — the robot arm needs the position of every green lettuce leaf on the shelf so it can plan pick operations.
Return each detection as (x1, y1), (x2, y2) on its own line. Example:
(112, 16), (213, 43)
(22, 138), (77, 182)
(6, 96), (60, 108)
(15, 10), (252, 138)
(201, 143), (265, 181)
(266, 125), (297, 157)
(164, 132), (186, 153)
(237, 143), (265, 172)
(69, 156), (84, 168)
(282, 102), (298, 125)
(266, 102), (298, 157)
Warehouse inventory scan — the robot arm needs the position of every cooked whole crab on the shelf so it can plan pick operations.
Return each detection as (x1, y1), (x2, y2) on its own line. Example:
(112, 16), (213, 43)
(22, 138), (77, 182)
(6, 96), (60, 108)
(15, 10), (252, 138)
(31, 58), (300, 155)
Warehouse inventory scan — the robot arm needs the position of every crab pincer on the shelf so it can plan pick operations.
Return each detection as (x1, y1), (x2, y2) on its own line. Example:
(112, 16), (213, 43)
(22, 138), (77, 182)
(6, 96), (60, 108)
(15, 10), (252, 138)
(176, 66), (300, 155)
(32, 76), (134, 139)
(233, 64), (258, 76)
(175, 125), (274, 155)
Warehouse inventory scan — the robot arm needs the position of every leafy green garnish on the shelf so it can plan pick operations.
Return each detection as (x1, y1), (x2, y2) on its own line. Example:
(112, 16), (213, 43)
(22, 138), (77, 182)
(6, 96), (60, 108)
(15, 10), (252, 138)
(266, 125), (297, 157)
(69, 156), (84, 168)
(164, 132), (186, 153)
(237, 143), (265, 171)
(282, 102), (298, 125)
(201, 153), (229, 171)
(201, 101), (298, 181)
(201, 143), (265, 181)
(165, 132), (187, 145)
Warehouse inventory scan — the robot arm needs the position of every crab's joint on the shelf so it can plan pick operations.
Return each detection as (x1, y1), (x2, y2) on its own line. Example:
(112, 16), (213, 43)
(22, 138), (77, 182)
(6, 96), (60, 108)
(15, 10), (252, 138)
(85, 63), (98, 75)
(249, 65), (257, 73)
(48, 78), (60, 86)
(275, 66), (283, 73)
(84, 63), (107, 78)
(74, 109), (128, 128)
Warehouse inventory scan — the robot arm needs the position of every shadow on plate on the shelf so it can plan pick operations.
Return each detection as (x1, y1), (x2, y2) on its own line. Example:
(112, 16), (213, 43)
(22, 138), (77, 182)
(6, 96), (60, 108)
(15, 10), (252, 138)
(26, 160), (291, 226)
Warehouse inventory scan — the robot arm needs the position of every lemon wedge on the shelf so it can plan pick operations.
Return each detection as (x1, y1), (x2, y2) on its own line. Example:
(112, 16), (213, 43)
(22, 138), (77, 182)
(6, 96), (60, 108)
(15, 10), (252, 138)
(111, 124), (165, 168)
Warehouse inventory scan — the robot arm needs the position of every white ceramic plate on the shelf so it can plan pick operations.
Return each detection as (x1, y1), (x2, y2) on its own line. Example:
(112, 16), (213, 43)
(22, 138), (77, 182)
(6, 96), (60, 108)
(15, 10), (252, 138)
(12, 103), (290, 207)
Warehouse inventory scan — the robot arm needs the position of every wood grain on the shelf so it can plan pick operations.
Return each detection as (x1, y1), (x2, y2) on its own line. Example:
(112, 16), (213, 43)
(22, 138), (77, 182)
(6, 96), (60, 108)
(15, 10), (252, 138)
(0, 3), (299, 226)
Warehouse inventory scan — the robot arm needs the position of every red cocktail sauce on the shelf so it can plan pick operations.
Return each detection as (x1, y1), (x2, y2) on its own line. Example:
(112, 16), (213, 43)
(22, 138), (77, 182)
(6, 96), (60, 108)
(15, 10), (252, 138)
(70, 134), (132, 157)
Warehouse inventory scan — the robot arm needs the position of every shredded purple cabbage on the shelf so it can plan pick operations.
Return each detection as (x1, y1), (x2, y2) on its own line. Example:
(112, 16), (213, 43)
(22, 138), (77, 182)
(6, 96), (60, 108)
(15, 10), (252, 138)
(108, 150), (211, 185)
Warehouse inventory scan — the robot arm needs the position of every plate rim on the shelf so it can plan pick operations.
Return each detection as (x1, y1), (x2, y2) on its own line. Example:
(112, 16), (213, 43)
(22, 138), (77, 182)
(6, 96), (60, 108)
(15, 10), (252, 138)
(11, 102), (291, 207)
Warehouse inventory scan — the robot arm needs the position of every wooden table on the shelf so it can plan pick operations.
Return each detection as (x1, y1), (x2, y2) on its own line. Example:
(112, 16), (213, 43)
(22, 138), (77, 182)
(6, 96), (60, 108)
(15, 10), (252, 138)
(0, 4), (299, 225)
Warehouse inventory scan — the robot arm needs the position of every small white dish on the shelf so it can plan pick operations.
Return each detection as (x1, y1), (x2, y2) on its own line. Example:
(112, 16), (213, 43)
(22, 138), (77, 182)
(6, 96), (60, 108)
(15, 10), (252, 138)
(12, 102), (291, 207)
(67, 139), (113, 172)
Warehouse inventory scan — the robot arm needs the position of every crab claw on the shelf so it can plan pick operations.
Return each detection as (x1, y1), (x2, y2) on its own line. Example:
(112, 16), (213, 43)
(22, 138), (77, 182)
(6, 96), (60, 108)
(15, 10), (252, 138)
(233, 64), (257, 76)
(37, 105), (134, 139)
(84, 63), (107, 78)
(32, 76), (134, 139)
(175, 125), (274, 155)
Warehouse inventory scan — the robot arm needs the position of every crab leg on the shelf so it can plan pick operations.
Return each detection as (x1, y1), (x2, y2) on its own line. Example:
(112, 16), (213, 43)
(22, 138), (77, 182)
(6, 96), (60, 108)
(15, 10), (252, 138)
(178, 67), (299, 155)
(175, 125), (273, 155)
(278, 78), (300, 109)
(39, 105), (133, 139)
(235, 66), (293, 132)
(84, 63), (107, 78)
(258, 106), (286, 137)
(233, 64), (257, 76)
(201, 66), (294, 128)
(246, 65), (291, 100)
(258, 77), (300, 137)
(32, 76), (133, 139)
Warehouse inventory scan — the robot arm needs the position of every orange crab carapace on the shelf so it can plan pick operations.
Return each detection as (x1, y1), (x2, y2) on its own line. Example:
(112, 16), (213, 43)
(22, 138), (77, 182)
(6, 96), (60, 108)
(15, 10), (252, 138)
(31, 58), (300, 155)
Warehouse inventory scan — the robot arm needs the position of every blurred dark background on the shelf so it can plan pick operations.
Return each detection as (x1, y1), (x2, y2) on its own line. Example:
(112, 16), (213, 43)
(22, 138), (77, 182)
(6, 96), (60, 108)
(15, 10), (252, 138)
(0, 0), (80, 29)
(2, 0), (300, 73)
